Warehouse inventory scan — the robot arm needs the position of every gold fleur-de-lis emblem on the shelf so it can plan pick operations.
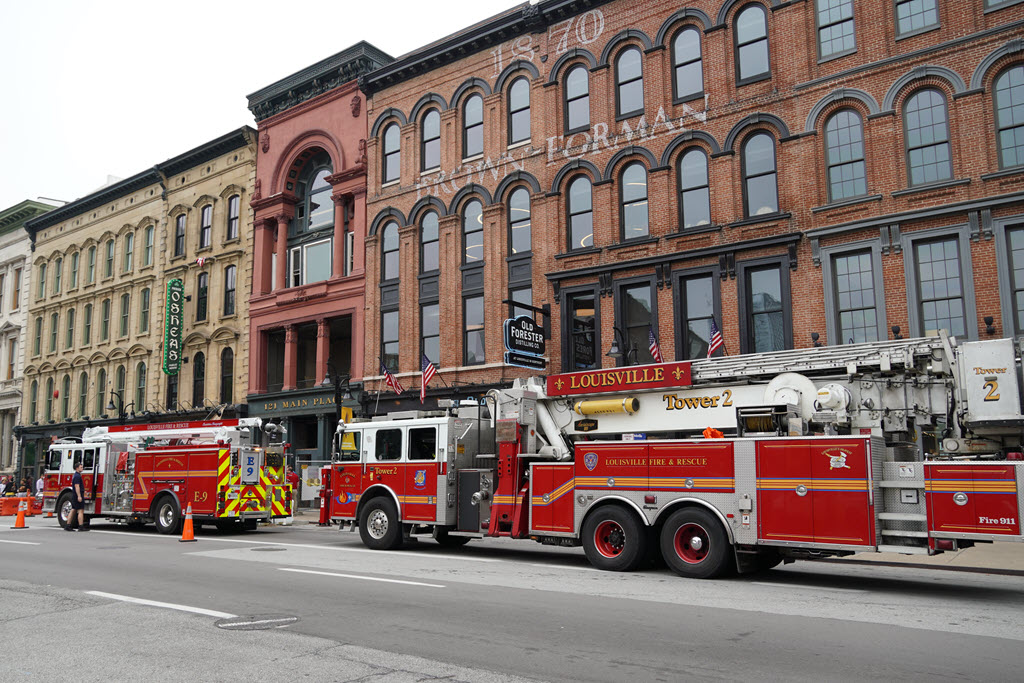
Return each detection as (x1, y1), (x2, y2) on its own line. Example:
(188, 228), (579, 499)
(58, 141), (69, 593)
(556, 378), (565, 390)
(672, 367), (683, 381)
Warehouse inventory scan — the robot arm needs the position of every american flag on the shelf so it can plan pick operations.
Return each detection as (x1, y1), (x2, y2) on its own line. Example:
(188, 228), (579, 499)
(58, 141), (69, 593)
(380, 361), (405, 394)
(420, 355), (436, 405)
(648, 326), (664, 363)
(707, 318), (724, 358)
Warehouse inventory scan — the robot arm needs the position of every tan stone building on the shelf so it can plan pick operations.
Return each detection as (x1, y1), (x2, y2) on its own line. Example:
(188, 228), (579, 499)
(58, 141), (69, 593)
(19, 128), (256, 471)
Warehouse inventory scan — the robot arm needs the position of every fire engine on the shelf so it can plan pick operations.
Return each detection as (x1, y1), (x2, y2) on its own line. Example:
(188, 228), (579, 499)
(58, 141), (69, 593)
(325, 334), (1024, 579)
(43, 418), (292, 533)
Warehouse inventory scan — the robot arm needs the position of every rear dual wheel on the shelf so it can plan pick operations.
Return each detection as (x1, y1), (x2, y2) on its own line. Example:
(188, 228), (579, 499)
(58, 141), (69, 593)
(659, 508), (732, 579)
(582, 507), (648, 572)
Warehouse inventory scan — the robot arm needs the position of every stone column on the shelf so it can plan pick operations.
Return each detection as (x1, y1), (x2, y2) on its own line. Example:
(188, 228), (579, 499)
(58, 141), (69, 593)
(315, 318), (330, 386)
(283, 325), (298, 391)
(275, 216), (289, 291)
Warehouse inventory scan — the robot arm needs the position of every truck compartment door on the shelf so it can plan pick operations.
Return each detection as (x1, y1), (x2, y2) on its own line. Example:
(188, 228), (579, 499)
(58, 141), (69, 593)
(809, 440), (874, 546)
(926, 463), (1021, 537)
(529, 464), (575, 534)
(757, 442), (814, 544)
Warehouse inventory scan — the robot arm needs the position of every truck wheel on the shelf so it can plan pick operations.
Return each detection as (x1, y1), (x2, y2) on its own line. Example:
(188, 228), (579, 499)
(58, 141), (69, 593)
(582, 506), (648, 572)
(56, 493), (74, 529)
(660, 508), (731, 579)
(153, 497), (182, 535)
(434, 528), (471, 548)
(358, 498), (403, 550)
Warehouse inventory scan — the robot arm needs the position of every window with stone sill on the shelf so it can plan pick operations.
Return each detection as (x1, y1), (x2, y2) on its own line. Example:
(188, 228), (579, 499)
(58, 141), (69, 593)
(735, 4), (770, 84)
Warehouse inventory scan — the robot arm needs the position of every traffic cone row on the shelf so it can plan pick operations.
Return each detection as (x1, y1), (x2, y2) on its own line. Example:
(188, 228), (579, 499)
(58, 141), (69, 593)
(179, 503), (196, 542)
(11, 498), (28, 530)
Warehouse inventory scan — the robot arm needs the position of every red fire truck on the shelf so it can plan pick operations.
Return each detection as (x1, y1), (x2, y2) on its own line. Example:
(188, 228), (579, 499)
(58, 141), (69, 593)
(43, 418), (292, 533)
(326, 335), (1023, 578)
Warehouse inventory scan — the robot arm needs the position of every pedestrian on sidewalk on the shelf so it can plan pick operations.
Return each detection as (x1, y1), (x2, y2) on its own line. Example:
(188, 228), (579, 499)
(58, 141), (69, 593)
(66, 462), (87, 531)
(285, 465), (300, 525)
(35, 472), (44, 498)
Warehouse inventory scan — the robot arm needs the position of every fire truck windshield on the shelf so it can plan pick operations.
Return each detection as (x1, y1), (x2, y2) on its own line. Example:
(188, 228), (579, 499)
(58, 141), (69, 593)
(336, 431), (360, 462)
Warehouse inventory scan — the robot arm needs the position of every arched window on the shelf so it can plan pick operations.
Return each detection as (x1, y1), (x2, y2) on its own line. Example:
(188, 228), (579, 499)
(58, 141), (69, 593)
(83, 303), (92, 344)
(119, 292), (130, 336)
(825, 109), (867, 201)
(116, 364), (126, 398)
(567, 176), (594, 250)
(508, 77), (531, 145)
(679, 148), (711, 229)
(61, 374), (70, 420)
(995, 65), (1024, 169)
(78, 371), (88, 417)
(144, 225), (155, 266)
(36, 262), (46, 299)
(508, 188), (532, 255)
(49, 312), (58, 352)
(123, 231), (134, 271)
(220, 348), (234, 404)
(382, 123), (401, 183)
(616, 47), (644, 117)
(672, 28), (703, 101)
(735, 4), (770, 84)
(463, 95), (483, 158)
(95, 368), (106, 416)
(422, 109), (441, 170)
(290, 154), (334, 287)
(174, 215), (186, 256)
(564, 65), (590, 133)
(101, 299), (110, 340)
(420, 212), (439, 273)
(192, 352), (205, 407)
(620, 162), (649, 240)
(104, 239), (114, 277)
(45, 378), (53, 422)
(199, 204), (212, 248)
(136, 362), (146, 411)
(29, 380), (37, 422)
(87, 245), (96, 282)
(70, 252), (79, 288)
(299, 165), (333, 234)
(53, 257), (62, 294)
(140, 288), (150, 333)
(226, 196), (240, 241)
(742, 132), (779, 217)
(381, 221), (399, 281)
(65, 308), (75, 349)
(196, 272), (209, 321)
(223, 265), (236, 316)
(462, 199), (483, 265)
(904, 89), (951, 186)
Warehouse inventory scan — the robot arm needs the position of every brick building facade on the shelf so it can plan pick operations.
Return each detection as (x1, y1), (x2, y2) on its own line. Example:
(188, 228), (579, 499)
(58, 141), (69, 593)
(359, 0), (1024, 408)
(19, 129), (256, 477)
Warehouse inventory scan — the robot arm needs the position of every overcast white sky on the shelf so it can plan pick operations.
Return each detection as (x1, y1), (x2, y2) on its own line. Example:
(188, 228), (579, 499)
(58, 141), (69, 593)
(0, 0), (520, 211)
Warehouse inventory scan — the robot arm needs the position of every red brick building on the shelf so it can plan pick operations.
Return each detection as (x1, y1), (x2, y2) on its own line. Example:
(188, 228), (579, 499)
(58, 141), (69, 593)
(246, 42), (392, 460)
(359, 0), (1024, 408)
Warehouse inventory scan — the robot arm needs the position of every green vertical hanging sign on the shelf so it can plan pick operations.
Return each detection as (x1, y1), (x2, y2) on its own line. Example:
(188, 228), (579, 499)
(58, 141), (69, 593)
(163, 278), (184, 375)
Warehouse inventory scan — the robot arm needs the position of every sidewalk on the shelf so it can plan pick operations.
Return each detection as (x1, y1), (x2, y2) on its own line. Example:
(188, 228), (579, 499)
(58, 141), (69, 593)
(828, 542), (1024, 575)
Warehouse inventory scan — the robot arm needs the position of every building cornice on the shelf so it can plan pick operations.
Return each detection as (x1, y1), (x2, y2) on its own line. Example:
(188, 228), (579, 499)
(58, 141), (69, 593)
(0, 200), (59, 235)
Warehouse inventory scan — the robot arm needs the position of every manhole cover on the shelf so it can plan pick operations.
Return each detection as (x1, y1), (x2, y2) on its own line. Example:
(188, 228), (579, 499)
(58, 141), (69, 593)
(215, 615), (299, 631)
(251, 546), (286, 552)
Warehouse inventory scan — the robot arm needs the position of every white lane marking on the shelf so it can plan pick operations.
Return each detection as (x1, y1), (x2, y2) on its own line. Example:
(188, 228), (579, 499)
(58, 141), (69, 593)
(86, 591), (237, 618)
(0, 539), (40, 545)
(752, 581), (867, 594)
(219, 617), (298, 629)
(280, 567), (445, 588)
(529, 562), (601, 573)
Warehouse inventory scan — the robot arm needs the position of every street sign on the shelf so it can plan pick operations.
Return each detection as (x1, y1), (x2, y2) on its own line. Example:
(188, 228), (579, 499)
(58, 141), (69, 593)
(504, 351), (546, 370)
(504, 315), (545, 357)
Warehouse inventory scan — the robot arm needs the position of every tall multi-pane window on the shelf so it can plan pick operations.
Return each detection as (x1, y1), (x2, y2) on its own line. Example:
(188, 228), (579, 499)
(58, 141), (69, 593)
(83, 304), (92, 345)
(45, 378), (53, 422)
(12, 268), (20, 309)
(29, 380), (37, 422)
(104, 239), (114, 277)
(192, 352), (205, 407)
(289, 158), (334, 287)
(123, 232), (134, 271)
(679, 274), (717, 359)
(220, 348), (234, 404)
(735, 4), (770, 84)
(508, 77), (531, 145)
(199, 205), (212, 248)
(87, 246), (96, 283)
(995, 65), (1024, 169)
(382, 310), (399, 372)
(825, 110), (867, 201)
(33, 317), (41, 356)
(136, 362), (146, 411)
(174, 215), (186, 256)
(620, 162), (649, 240)
(463, 199), (483, 264)
(381, 222), (399, 281)
(119, 293), (130, 337)
(422, 110), (441, 171)
(565, 65), (590, 133)
(37, 263), (46, 299)
(100, 299), (110, 341)
(421, 303), (439, 364)
(65, 308), (75, 349)
(463, 94), (484, 158)
(49, 312), (58, 352)
(672, 28), (703, 101)
(53, 258), (62, 294)
(620, 283), (655, 365)
(139, 288), (150, 333)
(116, 365), (126, 401)
(223, 265), (236, 315)
(463, 295), (485, 365)
(615, 47), (644, 117)
(1008, 227), (1024, 334)
(832, 251), (879, 343)
(679, 149), (711, 229)
(742, 133), (779, 216)
(508, 188), (532, 255)
(745, 264), (786, 352)
(62, 375), (70, 420)
(816, 0), (855, 59)
(226, 196), (240, 241)
(421, 212), (439, 273)
(78, 372), (88, 418)
(70, 252), (79, 288)
(567, 291), (598, 370)
(5, 338), (14, 379)
(567, 176), (594, 250)
(895, 0), (938, 36)
(904, 89), (952, 186)
(96, 368), (106, 417)
(196, 272), (209, 321)
(914, 238), (966, 336)
(382, 123), (401, 183)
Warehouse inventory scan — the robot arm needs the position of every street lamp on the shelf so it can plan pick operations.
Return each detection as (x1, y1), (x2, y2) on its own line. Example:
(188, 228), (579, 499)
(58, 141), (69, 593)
(106, 390), (135, 425)
(320, 361), (353, 421)
(607, 327), (639, 366)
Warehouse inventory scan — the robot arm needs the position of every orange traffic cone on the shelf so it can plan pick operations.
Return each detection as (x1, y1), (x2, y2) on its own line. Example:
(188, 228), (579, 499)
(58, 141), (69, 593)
(11, 498), (28, 529)
(179, 503), (196, 542)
